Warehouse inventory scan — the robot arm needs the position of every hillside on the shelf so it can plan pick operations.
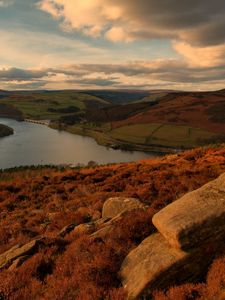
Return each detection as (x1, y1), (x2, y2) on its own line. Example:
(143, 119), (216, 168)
(0, 145), (225, 299)
(113, 90), (225, 133)
(0, 89), (224, 151)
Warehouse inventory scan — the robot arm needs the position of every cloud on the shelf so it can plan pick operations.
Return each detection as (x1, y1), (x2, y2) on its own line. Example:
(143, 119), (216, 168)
(1, 59), (225, 91)
(0, 29), (108, 69)
(0, 67), (48, 81)
(105, 27), (132, 42)
(6, 81), (47, 90)
(0, 0), (14, 7)
(37, 0), (225, 47)
(173, 42), (225, 68)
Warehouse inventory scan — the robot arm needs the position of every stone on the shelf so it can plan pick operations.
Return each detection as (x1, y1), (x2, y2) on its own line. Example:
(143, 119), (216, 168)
(152, 173), (225, 250)
(102, 197), (145, 219)
(58, 224), (76, 237)
(8, 255), (30, 270)
(0, 239), (42, 270)
(90, 225), (114, 240)
(120, 233), (215, 300)
(72, 223), (95, 236)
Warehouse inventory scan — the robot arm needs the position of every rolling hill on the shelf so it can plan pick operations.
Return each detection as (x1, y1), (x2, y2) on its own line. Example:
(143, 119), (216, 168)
(0, 89), (224, 151)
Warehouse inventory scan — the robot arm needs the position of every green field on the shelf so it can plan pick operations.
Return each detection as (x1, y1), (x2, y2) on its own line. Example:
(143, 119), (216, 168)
(0, 91), (108, 120)
(110, 123), (217, 148)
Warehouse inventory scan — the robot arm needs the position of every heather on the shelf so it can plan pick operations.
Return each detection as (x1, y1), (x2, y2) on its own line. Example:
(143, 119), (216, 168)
(0, 145), (225, 299)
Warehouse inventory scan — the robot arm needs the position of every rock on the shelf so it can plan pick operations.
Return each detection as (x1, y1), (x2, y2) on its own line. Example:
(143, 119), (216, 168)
(102, 197), (145, 219)
(152, 173), (225, 250)
(72, 223), (95, 236)
(120, 233), (216, 300)
(0, 239), (43, 270)
(58, 224), (76, 237)
(90, 225), (114, 240)
(8, 255), (30, 271)
(94, 217), (111, 227)
(91, 210), (101, 221)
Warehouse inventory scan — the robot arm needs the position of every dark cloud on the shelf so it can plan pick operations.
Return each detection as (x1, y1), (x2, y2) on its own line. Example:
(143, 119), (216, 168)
(38, 0), (225, 46)
(113, 0), (225, 46)
(0, 67), (48, 81)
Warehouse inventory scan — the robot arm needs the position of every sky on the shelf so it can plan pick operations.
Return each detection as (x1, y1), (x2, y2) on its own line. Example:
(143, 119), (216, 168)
(0, 0), (225, 91)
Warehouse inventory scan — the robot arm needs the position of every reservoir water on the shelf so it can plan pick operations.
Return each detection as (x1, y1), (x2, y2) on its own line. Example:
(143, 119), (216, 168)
(0, 118), (155, 169)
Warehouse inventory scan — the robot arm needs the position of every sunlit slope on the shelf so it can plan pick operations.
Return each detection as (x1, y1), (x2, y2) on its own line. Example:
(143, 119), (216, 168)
(0, 91), (109, 120)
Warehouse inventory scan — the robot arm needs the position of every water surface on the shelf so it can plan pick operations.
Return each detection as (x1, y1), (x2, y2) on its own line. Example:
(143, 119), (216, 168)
(0, 118), (155, 169)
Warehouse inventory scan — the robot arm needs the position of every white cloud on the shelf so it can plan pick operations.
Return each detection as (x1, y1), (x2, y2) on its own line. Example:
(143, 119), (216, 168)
(173, 42), (225, 68)
(105, 27), (132, 42)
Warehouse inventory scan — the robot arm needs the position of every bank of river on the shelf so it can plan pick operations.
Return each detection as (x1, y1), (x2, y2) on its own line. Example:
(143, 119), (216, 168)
(0, 123), (14, 137)
(0, 118), (156, 169)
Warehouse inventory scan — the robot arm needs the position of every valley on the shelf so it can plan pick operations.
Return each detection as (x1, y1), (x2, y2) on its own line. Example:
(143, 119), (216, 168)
(0, 89), (224, 152)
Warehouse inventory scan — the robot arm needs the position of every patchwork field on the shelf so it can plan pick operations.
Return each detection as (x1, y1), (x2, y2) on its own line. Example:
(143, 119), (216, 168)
(110, 123), (217, 148)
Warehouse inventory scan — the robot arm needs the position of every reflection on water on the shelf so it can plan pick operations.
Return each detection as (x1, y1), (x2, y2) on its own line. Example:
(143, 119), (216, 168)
(0, 118), (155, 169)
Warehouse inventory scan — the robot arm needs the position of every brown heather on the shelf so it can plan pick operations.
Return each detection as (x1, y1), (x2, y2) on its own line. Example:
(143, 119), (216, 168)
(0, 144), (225, 299)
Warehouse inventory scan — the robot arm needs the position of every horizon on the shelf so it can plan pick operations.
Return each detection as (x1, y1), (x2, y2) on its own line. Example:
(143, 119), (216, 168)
(1, 0), (225, 91)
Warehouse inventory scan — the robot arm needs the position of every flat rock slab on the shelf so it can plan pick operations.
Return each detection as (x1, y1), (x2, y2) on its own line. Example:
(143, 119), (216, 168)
(152, 173), (225, 250)
(0, 239), (42, 270)
(120, 233), (214, 300)
(102, 197), (145, 219)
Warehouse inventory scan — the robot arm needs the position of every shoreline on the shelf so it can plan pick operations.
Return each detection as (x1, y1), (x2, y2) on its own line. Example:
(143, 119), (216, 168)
(0, 123), (14, 138)
(0, 115), (185, 154)
(50, 123), (183, 154)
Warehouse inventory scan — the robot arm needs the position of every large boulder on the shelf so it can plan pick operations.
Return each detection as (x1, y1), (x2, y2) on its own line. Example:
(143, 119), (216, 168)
(102, 197), (145, 219)
(120, 233), (216, 300)
(152, 173), (225, 250)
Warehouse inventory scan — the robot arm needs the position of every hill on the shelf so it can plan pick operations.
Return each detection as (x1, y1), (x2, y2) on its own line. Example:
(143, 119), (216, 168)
(0, 89), (224, 151)
(0, 144), (225, 299)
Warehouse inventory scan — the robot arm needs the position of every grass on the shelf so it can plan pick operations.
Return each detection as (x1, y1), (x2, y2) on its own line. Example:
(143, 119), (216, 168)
(0, 92), (108, 120)
(110, 123), (218, 148)
(51, 123), (112, 146)
(110, 123), (160, 144)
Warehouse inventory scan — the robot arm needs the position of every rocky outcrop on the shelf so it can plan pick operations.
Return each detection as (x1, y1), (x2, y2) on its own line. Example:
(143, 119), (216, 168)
(102, 197), (145, 219)
(152, 173), (225, 250)
(72, 223), (96, 237)
(120, 173), (225, 299)
(120, 233), (213, 300)
(0, 238), (44, 270)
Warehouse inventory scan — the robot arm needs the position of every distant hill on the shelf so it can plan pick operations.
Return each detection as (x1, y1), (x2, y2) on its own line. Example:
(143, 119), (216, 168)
(84, 90), (151, 104)
(0, 88), (224, 151)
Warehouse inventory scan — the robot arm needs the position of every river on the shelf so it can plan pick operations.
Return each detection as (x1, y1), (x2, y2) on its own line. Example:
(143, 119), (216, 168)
(0, 118), (155, 169)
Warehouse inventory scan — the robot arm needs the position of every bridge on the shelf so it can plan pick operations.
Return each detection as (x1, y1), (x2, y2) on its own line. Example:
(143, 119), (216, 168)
(24, 119), (50, 126)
